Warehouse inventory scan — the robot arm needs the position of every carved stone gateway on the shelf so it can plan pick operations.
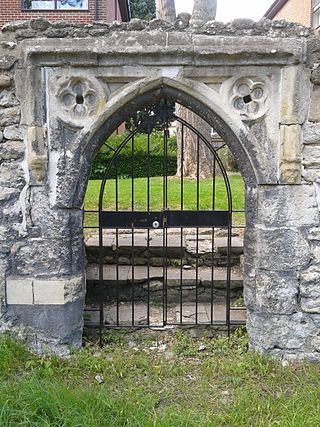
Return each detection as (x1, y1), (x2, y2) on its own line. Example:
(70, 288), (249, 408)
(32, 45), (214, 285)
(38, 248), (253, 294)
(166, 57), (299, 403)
(0, 18), (319, 360)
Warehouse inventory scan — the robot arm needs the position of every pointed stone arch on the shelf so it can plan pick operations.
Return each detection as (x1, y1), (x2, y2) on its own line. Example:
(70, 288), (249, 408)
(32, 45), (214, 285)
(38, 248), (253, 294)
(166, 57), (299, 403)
(1, 23), (319, 360)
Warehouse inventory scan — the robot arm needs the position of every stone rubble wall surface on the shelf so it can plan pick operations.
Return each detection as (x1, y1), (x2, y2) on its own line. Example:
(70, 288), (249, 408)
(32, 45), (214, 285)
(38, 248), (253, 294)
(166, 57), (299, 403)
(0, 17), (319, 358)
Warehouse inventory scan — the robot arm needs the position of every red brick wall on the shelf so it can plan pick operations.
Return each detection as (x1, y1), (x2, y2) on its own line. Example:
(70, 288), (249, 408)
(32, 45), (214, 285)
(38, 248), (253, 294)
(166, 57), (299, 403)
(272, 0), (312, 26)
(0, 0), (122, 28)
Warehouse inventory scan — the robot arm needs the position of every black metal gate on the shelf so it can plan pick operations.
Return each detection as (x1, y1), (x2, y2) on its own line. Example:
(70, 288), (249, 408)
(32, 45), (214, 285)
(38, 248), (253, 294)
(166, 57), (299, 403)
(85, 100), (245, 340)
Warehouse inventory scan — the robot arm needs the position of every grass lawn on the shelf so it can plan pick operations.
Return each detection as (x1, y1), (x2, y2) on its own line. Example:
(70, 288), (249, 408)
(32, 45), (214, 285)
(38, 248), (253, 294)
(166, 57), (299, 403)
(84, 175), (245, 230)
(1, 330), (320, 426)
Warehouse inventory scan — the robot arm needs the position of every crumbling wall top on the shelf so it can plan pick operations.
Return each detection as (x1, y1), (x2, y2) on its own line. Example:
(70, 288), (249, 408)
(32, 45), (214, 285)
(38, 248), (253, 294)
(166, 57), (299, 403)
(0, 17), (313, 42)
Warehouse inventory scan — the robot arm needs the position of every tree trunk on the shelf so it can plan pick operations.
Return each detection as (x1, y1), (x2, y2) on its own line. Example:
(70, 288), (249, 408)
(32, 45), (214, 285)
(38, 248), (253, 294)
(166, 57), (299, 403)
(176, 104), (214, 179)
(175, 0), (218, 179)
(192, 0), (217, 22)
(156, 0), (176, 23)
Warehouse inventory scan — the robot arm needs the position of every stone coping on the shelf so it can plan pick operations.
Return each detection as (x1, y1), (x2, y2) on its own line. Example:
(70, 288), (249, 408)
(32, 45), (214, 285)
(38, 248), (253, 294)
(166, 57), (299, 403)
(0, 17), (312, 41)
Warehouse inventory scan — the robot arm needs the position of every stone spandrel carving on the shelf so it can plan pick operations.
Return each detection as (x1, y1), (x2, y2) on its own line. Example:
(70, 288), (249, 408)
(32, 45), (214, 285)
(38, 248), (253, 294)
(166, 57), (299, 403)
(230, 78), (269, 123)
(58, 77), (99, 118)
(54, 75), (108, 125)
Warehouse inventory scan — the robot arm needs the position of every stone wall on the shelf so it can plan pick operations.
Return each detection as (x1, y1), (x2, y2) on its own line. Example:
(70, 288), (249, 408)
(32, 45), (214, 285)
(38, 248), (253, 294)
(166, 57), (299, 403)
(0, 17), (319, 359)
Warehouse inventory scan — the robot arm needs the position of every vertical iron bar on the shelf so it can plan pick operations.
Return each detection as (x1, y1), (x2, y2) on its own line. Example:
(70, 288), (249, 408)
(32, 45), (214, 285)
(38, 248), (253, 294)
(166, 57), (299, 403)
(163, 103), (168, 326)
(131, 134), (135, 326)
(115, 160), (119, 326)
(226, 212), (232, 336)
(180, 123), (184, 324)
(195, 136), (200, 324)
(147, 119), (151, 325)
(98, 209), (104, 345)
(211, 157), (216, 323)
(114, 0), (118, 20)
(165, 106), (168, 326)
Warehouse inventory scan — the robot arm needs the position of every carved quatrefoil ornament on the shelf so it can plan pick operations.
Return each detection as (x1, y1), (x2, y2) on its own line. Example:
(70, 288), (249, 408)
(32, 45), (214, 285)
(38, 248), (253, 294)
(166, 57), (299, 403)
(230, 78), (269, 122)
(56, 76), (105, 123)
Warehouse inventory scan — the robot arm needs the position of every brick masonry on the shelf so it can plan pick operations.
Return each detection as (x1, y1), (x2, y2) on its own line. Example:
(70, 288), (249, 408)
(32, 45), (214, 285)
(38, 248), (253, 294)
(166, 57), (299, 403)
(0, 0), (122, 28)
(270, 0), (312, 27)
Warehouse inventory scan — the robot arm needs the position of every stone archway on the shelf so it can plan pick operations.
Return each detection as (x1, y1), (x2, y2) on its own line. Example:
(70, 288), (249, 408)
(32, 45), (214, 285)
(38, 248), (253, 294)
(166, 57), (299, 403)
(0, 19), (319, 360)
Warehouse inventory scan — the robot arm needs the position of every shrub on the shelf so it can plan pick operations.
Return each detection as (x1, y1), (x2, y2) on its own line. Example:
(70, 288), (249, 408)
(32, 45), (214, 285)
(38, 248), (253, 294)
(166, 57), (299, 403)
(90, 132), (177, 179)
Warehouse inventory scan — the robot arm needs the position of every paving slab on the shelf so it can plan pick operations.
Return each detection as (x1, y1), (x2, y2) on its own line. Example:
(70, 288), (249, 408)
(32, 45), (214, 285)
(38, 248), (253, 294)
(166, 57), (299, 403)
(86, 264), (243, 286)
(84, 302), (246, 326)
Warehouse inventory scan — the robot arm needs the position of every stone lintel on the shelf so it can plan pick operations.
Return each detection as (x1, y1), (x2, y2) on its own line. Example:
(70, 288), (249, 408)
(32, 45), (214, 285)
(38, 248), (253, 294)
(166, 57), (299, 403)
(20, 35), (305, 68)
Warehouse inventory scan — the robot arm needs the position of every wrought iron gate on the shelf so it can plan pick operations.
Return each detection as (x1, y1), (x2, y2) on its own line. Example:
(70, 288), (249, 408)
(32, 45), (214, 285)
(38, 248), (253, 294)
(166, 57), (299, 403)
(86, 100), (245, 340)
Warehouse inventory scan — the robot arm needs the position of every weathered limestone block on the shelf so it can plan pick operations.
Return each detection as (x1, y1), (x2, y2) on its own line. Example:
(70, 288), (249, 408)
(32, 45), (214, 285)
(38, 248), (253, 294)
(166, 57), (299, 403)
(0, 140), (24, 161)
(33, 281), (61, 305)
(257, 185), (319, 227)
(3, 125), (23, 140)
(2, 200), (23, 223)
(247, 311), (317, 353)
(0, 55), (17, 71)
(6, 278), (33, 305)
(0, 162), (26, 190)
(1, 21), (29, 32)
(0, 187), (20, 205)
(280, 66), (310, 125)
(300, 266), (320, 313)
(0, 41), (17, 50)
(10, 237), (84, 277)
(0, 257), (9, 309)
(303, 144), (320, 169)
(128, 18), (148, 31)
(0, 106), (20, 126)
(309, 85), (320, 122)
(256, 228), (311, 270)
(279, 124), (302, 184)
(0, 74), (11, 89)
(0, 90), (19, 108)
(302, 168), (320, 183)
(6, 300), (84, 355)
(303, 122), (320, 144)
(6, 275), (85, 306)
(27, 126), (48, 185)
(254, 270), (299, 315)
(29, 18), (51, 32)
(15, 30), (38, 41)
(30, 187), (83, 239)
(308, 227), (320, 241)
(149, 18), (174, 31)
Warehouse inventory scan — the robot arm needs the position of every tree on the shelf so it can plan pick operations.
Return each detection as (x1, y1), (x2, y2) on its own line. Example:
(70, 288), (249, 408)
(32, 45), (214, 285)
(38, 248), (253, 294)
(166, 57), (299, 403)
(191, 0), (217, 22)
(176, 0), (218, 179)
(129, 0), (156, 20)
(175, 105), (213, 178)
(155, 0), (176, 22)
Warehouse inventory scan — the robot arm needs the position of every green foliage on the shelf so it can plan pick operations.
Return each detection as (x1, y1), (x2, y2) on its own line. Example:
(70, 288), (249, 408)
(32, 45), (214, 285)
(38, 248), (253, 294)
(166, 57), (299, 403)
(84, 174), (245, 232)
(2, 332), (320, 425)
(129, 0), (156, 20)
(90, 132), (177, 180)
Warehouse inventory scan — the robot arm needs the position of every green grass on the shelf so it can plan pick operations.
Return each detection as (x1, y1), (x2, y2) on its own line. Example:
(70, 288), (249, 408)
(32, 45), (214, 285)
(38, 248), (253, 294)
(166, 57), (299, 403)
(84, 175), (245, 230)
(1, 331), (320, 426)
